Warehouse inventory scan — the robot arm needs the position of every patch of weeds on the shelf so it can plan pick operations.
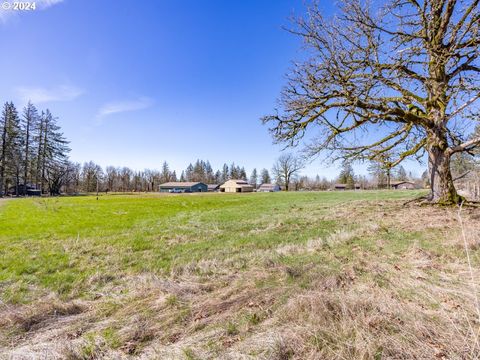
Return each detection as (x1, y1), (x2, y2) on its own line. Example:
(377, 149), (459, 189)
(183, 347), (200, 360)
(226, 321), (239, 336)
(284, 264), (305, 283)
(174, 307), (192, 324)
(373, 272), (390, 288)
(102, 327), (121, 349)
(166, 294), (178, 307)
(246, 312), (262, 326)
(97, 300), (122, 318)
(78, 333), (102, 359)
(1, 282), (32, 304)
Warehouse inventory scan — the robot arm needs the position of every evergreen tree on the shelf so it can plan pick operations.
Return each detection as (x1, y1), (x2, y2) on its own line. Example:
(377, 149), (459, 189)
(229, 162), (238, 179)
(0, 102), (22, 195)
(205, 161), (214, 183)
(260, 168), (271, 184)
(239, 166), (247, 180)
(21, 102), (39, 192)
(221, 163), (229, 182)
(37, 110), (70, 194)
(338, 161), (355, 189)
(161, 161), (171, 183)
(249, 168), (258, 189)
(214, 170), (221, 184)
(185, 163), (194, 181)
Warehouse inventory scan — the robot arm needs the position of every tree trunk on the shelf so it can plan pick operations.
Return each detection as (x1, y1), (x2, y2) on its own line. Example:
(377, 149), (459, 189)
(427, 133), (462, 204)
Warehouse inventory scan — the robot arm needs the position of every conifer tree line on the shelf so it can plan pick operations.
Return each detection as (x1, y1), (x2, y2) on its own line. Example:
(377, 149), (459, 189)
(0, 101), (70, 196)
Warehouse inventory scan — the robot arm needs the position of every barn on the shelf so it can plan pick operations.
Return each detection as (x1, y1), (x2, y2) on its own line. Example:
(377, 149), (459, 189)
(391, 181), (416, 190)
(207, 184), (220, 192)
(159, 182), (208, 193)
(220, 179), (254, 193)
(257, 183), (281, 192)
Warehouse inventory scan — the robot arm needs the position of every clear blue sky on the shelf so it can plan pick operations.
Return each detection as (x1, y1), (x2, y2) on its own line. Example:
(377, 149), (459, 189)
(0, 0), (424, 179)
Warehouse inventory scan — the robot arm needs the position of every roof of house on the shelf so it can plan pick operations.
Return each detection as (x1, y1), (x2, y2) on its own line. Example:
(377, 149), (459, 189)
(220, 179), (253, 187)
(334, 183), (361, 188)
(391, 181), (415, 185)
(207, 184), (220, 189)
(159, 182), (205, 188)
(258, 183), (279, 189)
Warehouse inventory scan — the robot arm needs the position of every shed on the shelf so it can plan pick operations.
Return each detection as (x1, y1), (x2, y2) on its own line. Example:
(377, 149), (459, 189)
(391, 181), (415, 190)
(159, 182), (208, 193)
(257, 183), (281, 192)
(334, 183), (361, 191)
(207, 184), (220, 192)
(8, 184), (41, 196)
(220, 179), (254, 193)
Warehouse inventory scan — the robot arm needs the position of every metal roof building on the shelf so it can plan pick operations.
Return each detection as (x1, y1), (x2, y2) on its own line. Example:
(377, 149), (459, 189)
(159, 182), (208, 193)
(220, 179), (254, 193)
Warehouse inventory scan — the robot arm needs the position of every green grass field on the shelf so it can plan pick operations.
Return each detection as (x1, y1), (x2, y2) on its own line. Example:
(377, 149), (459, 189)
(0, 191), (479, 359)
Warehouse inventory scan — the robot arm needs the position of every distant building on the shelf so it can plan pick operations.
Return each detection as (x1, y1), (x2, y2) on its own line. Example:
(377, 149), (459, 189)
(257, 183), (281, 192)
(159, 182), (208, 193)
(391, 181), (416, 190)
(220, 179), (254, 193)
(207, 184), (220, 192)
(334, 184), (361, 191)
(8, 184), (41, 196)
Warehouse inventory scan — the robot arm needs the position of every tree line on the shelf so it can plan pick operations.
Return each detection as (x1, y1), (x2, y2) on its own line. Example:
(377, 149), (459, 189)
(1, 99), (448, 197)
(0, 102), (70, 196)
(46, 160), (276, 194)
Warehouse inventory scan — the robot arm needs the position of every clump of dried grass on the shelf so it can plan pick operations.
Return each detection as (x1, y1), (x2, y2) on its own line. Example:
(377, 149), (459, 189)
(0, 299), (85, 333)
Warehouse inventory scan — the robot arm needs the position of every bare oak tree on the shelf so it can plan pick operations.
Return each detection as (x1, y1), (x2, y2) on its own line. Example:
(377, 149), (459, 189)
(263, 0), (480, 204)
(272, 153), (305, 191)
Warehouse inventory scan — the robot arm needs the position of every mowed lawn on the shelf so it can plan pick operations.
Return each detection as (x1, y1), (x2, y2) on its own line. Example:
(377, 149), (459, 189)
(0, 191), (479, 359)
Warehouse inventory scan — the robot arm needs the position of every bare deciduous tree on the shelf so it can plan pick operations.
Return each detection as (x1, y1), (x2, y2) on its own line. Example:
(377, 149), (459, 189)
(272, 153), (305, 191)
(263, 0), (480, 204)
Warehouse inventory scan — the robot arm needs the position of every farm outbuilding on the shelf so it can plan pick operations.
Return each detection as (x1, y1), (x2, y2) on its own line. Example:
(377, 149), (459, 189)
(159, 182), (208, 193)
(8, 184), (41, 196)
(334, 184), (361, 191)
(257, 184), (281, 192)
(220, 179), (254, 193)
(207, 184), (220, 192)
(391, 181), (416, 190)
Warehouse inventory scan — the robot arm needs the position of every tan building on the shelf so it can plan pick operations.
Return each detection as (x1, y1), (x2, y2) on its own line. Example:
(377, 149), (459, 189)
(391, 181), (416, 190)
(220, 179), (254, 193)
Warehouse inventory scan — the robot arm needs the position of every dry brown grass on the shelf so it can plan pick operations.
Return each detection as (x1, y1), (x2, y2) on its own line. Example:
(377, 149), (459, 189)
(1, 200), (480, 359)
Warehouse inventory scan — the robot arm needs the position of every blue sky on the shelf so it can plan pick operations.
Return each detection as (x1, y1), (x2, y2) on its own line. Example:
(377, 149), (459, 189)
(0, 0), (425, 179)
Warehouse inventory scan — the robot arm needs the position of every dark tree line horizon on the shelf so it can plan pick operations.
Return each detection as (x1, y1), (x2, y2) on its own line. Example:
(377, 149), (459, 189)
(0, 99), (434, 197)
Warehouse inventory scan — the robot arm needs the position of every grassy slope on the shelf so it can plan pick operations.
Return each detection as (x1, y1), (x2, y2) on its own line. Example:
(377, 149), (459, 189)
(0, 191), (479, 359)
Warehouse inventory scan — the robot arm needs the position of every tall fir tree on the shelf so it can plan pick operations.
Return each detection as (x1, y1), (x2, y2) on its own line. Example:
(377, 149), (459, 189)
(0, 102), (22, 195)
(249, 168), (258, 189)
(338, 161), (355, 189)
(21, 102), (39, 193)
(260, 168), (271, 184)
